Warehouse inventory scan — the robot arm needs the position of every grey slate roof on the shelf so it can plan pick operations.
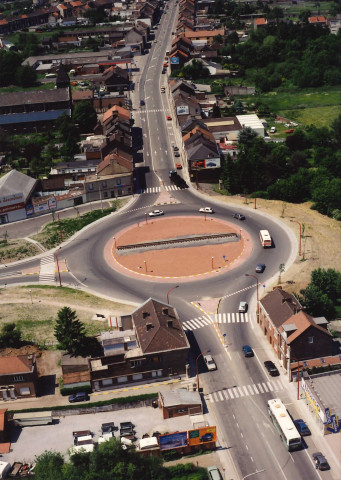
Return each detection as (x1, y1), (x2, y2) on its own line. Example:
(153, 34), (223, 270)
(0, 169), (37, 201)
(0, 88), (70, 108)
(160, 388), (201, 407)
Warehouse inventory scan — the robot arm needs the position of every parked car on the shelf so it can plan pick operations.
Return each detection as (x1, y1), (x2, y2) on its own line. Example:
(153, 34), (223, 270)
(140, 99), (145, 106)
(176, 163), (182, 169)
(264, 360), (279, 376)
(312, 452), (330, 470)
(173, 146), (179, 151)
(238, 301), (248, 313)
(284, 123), (290, 127)
(167, 115), (172, 120)
(149, 209), (164, 217)
(286, 129), (294, 134)
(242, 345), (254, 357)
(199, 207), (214, 214)
(233, 213), (245, 220)
(169, 169), (176, 177)
(270, 127), (276, 133)
(203, 354), (217, 371)
(174, 152), (180, 157)
(207, 466), (222, 480)
(255, 263), (266, 273)
(206, 162), (217, 167)
(68, 392), (90, 403)
(294, 419), (311, 436)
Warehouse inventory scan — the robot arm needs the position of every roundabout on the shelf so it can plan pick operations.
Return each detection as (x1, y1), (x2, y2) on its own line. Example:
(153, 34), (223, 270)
(104, 216), (253, 281)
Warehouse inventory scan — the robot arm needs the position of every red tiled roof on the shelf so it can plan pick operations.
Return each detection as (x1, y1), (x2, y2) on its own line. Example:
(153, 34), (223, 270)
(255, 18), (266, 25)
(280, 310), (331, 343)
(0, 443), (10, 454)
(0, 409), (6, 431)
(308, 16), (326, 23)
(0, 355), (32, 375)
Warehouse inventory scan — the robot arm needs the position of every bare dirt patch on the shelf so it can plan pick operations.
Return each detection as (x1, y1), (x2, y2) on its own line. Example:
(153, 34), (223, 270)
(199, 186), (341, 294)
(0, 239), (40, 264)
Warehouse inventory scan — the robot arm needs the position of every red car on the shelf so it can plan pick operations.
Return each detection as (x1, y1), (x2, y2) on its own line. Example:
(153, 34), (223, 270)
(286, 129), (294, 134)
(167, 115), (172, 120)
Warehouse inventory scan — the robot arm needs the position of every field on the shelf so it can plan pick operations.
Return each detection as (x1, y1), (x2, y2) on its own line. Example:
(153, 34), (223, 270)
(238, 87), (341, 127)
(0, 286), (133, 346)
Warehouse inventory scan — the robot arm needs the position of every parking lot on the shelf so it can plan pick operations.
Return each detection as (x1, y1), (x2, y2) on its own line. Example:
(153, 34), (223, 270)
(4, 406), (195, 464)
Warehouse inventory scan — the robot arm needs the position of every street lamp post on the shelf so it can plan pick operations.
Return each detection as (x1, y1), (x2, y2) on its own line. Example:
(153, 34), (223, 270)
(29, 289), (33, 304)
(145, 213), (148, 225)
(144, 260), (147, 273)
(211, 256), (214, 269)
(245, 273), (259, 315)
(55, 247), (62, 287)
(290, 219), (302, 256)
(96, 175), (103, 212)
(166, 285), (179, 304)
(196, 351), (209, 392)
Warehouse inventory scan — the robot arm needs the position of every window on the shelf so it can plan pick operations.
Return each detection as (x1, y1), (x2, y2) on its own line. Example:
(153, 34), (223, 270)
(131, 359), (142, 367)
(102, 378), (113, 386)
(308, 337), (314, 344)
(102, 181), (107, 188)
(19, 387), (30, 395)
(132, 373), (143, 381)
(117, 376), (128, 383)
(177, 408), (187, 413)
(13, 375), (24, 382)
(104, 192), (108, 198)
(89, 183), (93, 190)
(116, 178), (121, 185)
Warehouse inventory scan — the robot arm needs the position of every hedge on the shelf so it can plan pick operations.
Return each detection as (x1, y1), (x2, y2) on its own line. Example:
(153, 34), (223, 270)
(60, 385), (92, 396)
(8, 393), (157, 414)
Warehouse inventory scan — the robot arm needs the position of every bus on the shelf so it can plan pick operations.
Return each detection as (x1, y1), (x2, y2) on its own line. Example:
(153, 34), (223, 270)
(259, 230), (272, 248)
(267, 399), (302, 451)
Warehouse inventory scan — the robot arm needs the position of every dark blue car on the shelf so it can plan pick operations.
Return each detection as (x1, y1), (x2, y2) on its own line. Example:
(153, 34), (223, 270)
(294, 419), (311, 436)
(242, 345), (254, 357)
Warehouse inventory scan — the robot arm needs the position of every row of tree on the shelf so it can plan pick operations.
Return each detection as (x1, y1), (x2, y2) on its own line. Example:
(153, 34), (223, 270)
(33, 442), (209, 480)
(220, 114), (341, 219)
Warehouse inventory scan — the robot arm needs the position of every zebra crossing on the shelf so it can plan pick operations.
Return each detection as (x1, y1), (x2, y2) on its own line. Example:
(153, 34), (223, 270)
(206, 378), (285, 403)
(140, 109), (170, 114)
(39, 253), (56, 284)
(183, 313), (252, 331)
(138, 185), (182, 194)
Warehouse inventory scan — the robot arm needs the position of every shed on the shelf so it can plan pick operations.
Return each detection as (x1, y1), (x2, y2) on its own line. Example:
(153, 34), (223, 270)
(158, 389), (202, 419)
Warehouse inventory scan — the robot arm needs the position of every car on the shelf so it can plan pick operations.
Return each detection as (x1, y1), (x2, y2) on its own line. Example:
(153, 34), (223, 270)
(140, 99), (145, 106)
(242, 345), (254, 357)
(200, 432), (213, 442)
(193, 161), (204, 167)
(286, 129), (294, 134)
(284, 123), (290, 127)
(255, 263), (266, 273)
(68, 392), (90, 403)
(174, 152), (180, 157)
(176, 163), (182, 169)
(148, 209), (164, 217)
(238, 301), (248, 313)
(270, 127), (276, 133)
(161, 87), (165, 93)
(207, 466), (222, 480)
(233, 213), (245, 220)
(203, 354), (217, 371)
(264, 360), (280, 376)
(294, 419), (311, 436)
(312, 452), (330, 470)
(169, 169), (177, 177)
(199, 207), (214, 214)
(173, 146), (179, 151)
(206, 162), (217, 167)
(162, 69), (166, 74)
(167, 115), (172, 120)
(290, 122), (298, 127)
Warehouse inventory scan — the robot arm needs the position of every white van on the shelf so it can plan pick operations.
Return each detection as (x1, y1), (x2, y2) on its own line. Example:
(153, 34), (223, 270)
(45, 73), (57, 78)
(207, 466), (222, 480)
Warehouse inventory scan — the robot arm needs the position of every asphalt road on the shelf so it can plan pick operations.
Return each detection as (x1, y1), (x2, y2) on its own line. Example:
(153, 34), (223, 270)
(0, 2), (335, 479)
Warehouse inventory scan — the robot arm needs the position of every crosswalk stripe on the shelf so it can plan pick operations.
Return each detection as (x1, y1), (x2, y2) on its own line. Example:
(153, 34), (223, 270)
(212, 392), (219, 402)
(232, 313), (236, 323)
(247, 385), (254, 395)
(252, 384), (259, 394)
(240, 313), (244, 323)
(257, 383), (264, 393)
(198, 316), (211, 326)
(223, 313), (227, 323)
(186, 320), (198, 330)
(223, 390), (229, 400)
(267, 382), (274, 392)
(262, 382), (269, 392)
(228, 388), (235, 399)
(218, 391), (224, 401)
(232, 387), (239, 398)
(238, 387), (245, 397)
(243, 386), (249, 396)
(207, 394), (213, 402)
(191, 318), (204, 328)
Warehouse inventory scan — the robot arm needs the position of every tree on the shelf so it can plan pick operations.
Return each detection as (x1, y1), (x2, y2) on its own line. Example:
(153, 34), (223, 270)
(72, 101), (98, 134)
(33, 451), (65, 480)
(15, 64), (37, 87)
(0, 323), (21, 348)
(54, 307), (86, 354)
(238, 126), (258, 149)
(278, 263), (285, 284)
(299, 284), (336, 320)
(212, 103), (221, 118)
(310, 268), (341, 304)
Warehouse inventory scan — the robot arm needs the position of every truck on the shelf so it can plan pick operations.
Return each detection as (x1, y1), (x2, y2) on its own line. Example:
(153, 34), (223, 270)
(13, 411), (53, 427)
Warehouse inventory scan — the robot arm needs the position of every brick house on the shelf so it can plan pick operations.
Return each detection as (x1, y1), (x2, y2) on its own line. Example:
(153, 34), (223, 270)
(259, 288), (334, 377)
(158, 389), (202, 419)
(0, 355), (38, 400)
(89, 299), (190, 391)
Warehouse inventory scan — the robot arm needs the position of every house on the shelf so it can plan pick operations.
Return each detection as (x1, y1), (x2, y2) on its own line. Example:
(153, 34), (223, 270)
(158, 389), (202, 419)
(61, 354), (91, 390)
(0, 355), (38, 400)
(0, 169), (37, 224)
(98, 66), (130, 92)
(254, 18), (267, 29)
(89, 299), (190, 390)
(173, 90), (201, 124)
(202, 116), (243, 142)
(308, 16), (327, 26)
(259, 287), (334, 376)
(0, 409), (10, 454)
(183, 29), (225, 45)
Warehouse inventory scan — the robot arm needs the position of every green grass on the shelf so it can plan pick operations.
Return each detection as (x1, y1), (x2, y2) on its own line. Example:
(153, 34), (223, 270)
(238, 86), (341, 127)
(0, 82), (55, 93)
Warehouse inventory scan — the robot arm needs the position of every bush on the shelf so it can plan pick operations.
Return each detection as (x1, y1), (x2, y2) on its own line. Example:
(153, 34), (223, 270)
(60, 385), (92, 396)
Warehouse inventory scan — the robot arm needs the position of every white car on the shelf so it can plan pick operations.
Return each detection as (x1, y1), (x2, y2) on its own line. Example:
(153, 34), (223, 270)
(238, 301), (248, 313)
(204, 354), (217, 371)
(148, 209), (164, 217)
(270, 127), (276, 133)
(284, 123), (290, 128)
(199, 207), (214, 214)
